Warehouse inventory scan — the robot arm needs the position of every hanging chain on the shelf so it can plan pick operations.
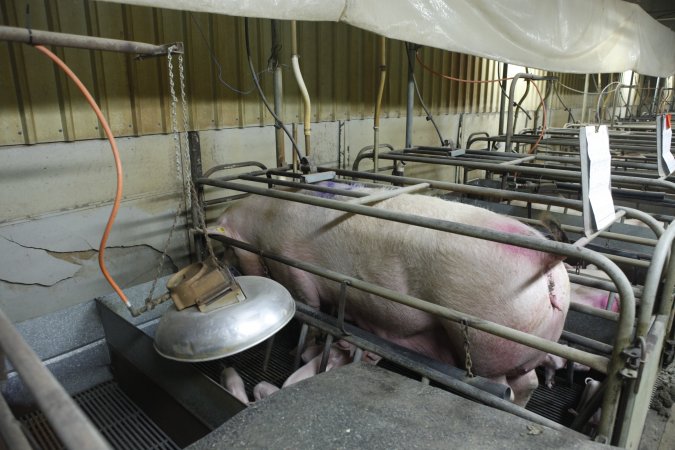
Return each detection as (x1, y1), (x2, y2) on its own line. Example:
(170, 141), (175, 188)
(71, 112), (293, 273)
(142, 46), (186, 306)
(461, 319), (475, 378)
(176, 52), (218, 265)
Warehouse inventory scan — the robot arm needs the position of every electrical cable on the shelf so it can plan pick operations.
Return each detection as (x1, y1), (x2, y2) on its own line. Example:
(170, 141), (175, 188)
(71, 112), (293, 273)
(595, 81), (622, 123)
(33, 44), (129, 307)
(553, 84), (577, 123)
(405, 44), (446, 146)
(244, 18), (303, 162)
(415, 51), (512, 83)
(416, 51), (545, 151)
(190, 13), (270, 96)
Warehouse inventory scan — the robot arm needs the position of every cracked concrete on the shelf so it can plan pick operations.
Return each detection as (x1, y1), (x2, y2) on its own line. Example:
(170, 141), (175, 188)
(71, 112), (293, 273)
(0, 195), (189, 322)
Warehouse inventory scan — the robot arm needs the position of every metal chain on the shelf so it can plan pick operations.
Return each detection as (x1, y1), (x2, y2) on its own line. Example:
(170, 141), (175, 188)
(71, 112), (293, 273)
(176, 51), (218, 265)
(142, 46), (185, 306)
(178, 53), (193, 209)
(461, 319), (475, 378)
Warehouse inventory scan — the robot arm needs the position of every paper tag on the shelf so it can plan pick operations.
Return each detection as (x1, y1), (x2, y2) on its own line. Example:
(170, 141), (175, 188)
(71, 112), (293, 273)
(662, 127), (674, 174)
(584, 126), (615, 230)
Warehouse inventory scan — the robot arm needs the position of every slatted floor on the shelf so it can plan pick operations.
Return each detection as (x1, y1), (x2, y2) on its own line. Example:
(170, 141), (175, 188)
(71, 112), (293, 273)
(17, 322), (590, 449)
(19, 381), (179, 450)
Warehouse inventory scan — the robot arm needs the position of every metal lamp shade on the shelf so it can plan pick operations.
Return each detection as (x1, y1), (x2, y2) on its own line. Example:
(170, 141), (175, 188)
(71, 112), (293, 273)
(154, 276), (295, 362)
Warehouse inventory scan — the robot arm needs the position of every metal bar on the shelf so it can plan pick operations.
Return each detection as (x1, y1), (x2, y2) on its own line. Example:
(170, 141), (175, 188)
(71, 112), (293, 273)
(560, 331), (613, 355)
(498, 63), (508, 136)
(376, 151), (675, 194)
(581, 74), (590, 123)
(203, 162), (267, 178)
(323, 167), (665, 239)
(347, 183), (430, 204)
(499, 155), (536, 165)
(0, 307), (111, 449)
(405, 43), (416, 149)
(292, 304), (589, 437)
(271, 20), (285, 168)
(239, 174), (366, 198)
(203, 176), (636, 442)
(293, 323), (310, 371)
(0, 392), (32, 450)
(518, 216), (657, 248)
(209, 233), (611, 374)
(189, 131), (206, 262)
(573, 211), (626, 248)
(569, 302), (619, 322)
(568, 272), (643, 299)
(636, 221), (675, 338)
(0, 25), (176, 56)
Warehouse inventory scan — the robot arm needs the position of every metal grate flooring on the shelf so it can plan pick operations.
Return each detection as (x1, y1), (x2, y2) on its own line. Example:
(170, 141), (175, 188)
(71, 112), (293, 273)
(194, 321), (588, 432)
(194, 322), (299, 398)
(19, 381), (180, 450)
(526, 370), (586, 426)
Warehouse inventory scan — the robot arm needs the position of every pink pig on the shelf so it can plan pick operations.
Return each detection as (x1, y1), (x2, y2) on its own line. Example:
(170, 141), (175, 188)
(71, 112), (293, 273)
(215, 184), (570, 406)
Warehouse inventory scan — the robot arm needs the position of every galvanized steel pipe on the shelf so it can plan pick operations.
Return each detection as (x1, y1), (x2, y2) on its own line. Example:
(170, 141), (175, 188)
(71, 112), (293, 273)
(0, 307), (111, 449)
(0, 25), (176, 56)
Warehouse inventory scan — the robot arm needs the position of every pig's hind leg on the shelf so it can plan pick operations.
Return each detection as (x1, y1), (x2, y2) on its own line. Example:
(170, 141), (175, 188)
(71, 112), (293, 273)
(507, 370), (539, 407)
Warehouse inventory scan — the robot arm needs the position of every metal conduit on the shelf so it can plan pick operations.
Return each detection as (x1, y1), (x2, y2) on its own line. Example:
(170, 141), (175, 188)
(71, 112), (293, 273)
(200, 172), (645, 442)
(0, 25), (176, 56)
(0, 307), (111, 449)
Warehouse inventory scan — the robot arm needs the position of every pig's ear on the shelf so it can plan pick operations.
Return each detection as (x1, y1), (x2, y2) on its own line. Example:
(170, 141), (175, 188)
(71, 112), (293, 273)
(540, 214), (569, 244)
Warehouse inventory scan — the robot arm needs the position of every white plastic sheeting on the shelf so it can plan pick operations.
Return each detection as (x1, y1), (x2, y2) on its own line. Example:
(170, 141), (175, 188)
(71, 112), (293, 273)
(102, 0), (675, 77)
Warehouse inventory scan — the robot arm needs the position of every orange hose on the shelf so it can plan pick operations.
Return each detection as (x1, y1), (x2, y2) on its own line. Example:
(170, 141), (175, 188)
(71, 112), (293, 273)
(34, 45), (130, 307)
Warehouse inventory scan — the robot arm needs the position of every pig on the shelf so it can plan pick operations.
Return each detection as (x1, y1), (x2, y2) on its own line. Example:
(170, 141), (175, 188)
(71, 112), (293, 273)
(539, 264), (618, 388)
(253, 340), (381, 401)
(220, 367), (249, 405)
(253, 381), (279, 401)
(541, 353), (590, 389)
(213, 183), (570, 406)
(570, 265), (620, 312)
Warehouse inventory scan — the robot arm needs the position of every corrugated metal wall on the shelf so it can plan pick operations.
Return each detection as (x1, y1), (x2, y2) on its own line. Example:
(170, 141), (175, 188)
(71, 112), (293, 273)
(0, 0), (538, 147)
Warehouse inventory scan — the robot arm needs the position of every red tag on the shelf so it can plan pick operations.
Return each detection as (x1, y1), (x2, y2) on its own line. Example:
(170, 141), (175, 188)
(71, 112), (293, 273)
(666, 114), (671, 130)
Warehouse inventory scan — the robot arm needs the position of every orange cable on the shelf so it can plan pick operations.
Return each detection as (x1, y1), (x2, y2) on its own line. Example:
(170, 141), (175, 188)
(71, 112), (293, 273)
(415, 51), (513, 83)
(34, 45), (130, 307)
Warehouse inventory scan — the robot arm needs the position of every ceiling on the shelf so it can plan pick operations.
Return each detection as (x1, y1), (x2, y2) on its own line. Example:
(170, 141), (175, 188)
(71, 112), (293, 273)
(626, 0), (675, 31)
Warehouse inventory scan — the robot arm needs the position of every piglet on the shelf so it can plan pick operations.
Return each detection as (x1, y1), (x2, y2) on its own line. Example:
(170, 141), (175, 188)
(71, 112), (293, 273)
(220, 367), (250, 405)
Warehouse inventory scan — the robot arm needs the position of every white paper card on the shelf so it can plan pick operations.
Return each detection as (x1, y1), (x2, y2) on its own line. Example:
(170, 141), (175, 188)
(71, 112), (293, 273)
(585, 126), (615, 230)
(662, 127), (675, 175)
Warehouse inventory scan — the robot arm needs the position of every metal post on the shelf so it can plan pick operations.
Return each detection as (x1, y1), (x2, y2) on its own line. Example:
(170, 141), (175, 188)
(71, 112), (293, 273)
(188, 131), (205, 261)
(271, 21), (285, 168)
(651, 77), (661, 116)
(625, 72), (635, 118)
(405, 43), (416, 149)
(581, 74), (590, 124)
(0, 307), (111, 449)
(498, 63), (509, 135)
(0, 25), (177, 56)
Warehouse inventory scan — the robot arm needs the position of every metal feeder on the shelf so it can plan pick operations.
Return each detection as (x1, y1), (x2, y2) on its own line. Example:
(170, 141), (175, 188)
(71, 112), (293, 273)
(154, 261), (295, 362)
